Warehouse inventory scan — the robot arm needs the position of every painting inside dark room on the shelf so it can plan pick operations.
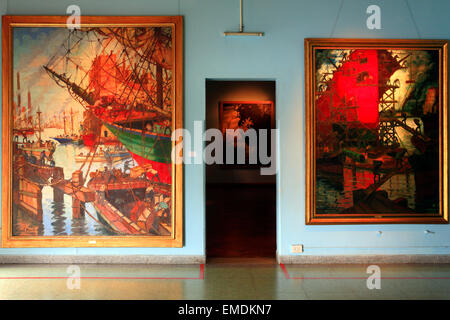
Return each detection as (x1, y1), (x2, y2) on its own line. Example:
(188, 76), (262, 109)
(315, 48), (441, 215)
(220, 101), (274, 166)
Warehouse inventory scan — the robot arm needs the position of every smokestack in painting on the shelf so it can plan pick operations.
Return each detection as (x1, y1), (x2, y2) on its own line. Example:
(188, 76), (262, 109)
(16, 72), (21, 108)
(28, 90), (31, 117)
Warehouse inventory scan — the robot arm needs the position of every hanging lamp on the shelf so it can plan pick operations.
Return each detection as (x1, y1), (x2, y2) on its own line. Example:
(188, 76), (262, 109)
(223, 0), (264, 36)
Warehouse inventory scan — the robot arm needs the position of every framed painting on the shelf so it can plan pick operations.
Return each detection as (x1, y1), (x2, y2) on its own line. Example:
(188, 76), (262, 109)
(1, 16), (183, 247)
(219, 100), (274, 167)
(305, 38), (448, 224)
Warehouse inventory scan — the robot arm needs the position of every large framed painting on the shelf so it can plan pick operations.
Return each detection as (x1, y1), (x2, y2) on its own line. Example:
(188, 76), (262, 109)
(219, 100), (274, 167)
(305, 38), (448, 224)
(1, 16), (183, 247)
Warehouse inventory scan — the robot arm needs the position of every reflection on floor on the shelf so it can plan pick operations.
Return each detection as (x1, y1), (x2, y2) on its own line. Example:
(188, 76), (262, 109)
(1, 261), (449, 300)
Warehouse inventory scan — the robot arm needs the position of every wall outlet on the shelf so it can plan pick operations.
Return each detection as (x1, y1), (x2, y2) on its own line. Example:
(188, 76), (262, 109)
(291, 244), (303, 253)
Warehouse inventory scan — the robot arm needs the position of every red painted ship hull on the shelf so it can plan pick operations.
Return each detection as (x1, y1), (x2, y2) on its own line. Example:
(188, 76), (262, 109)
(129, 151), (172, 185)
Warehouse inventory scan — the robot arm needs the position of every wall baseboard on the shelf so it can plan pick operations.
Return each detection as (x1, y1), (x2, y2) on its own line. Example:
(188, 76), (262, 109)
(0, 255), (206, 264)
(4, 254), (449, 265)
(277, 254), (450, 264)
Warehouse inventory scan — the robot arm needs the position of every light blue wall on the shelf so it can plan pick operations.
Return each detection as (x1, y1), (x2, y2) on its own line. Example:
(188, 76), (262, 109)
(1, 0), (449, 257)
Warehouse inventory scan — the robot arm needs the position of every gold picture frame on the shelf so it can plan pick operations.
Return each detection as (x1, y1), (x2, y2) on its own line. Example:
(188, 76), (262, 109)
(1, 15), (183, 247)
(305, 38), (448, 224)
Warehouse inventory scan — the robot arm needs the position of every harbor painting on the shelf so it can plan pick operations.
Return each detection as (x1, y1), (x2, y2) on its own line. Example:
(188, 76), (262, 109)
(305, 39), (448, 224)
(1, 16), (183, 247)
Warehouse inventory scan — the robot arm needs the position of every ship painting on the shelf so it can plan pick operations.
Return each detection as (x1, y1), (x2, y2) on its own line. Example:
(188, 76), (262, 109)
(5, 16), (183, 247)
(306, 39), (448, 223)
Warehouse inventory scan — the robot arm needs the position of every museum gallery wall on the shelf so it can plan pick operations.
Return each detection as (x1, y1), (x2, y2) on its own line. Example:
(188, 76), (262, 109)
(0, 14), (448, 249)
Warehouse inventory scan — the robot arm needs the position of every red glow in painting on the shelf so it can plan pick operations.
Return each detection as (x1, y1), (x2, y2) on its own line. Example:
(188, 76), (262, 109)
(312, 43), (443, 218)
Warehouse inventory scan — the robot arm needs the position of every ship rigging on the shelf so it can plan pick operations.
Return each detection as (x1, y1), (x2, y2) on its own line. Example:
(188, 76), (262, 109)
(43, 26), (174, 184)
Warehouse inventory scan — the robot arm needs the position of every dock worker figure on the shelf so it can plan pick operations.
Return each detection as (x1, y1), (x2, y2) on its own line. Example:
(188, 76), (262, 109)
(136, 202), (160, 235)
(162, 120), (171, 135)
(144, 186), (155, 206)
(107, 168), (118, 185)
(123, 160), (131, 175)
(401, 112), (407, 124)
(394, 148), (407, 169)
(148, 166), (161, 184)
(143, 197), (170, 235)
(22, 150), (29, 161)
(99, 184), (107, 204)
(414, 118), (422, 133)
(103, 149), (112, 164)
(372, 160), (383, 184)
(156, 195), (170, 221)
(39, 150), (48, 165)
(101, 166), (109, 178)
(29, 153), (37, 164)
(145, 122), (153, 132)
(140, 164), (161, 184)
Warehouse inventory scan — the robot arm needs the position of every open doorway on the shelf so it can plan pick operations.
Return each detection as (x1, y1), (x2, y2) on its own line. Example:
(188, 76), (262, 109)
(205, 80), (276, 260)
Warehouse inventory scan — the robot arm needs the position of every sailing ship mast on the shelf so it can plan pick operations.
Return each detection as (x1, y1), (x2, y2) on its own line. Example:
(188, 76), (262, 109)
(43, 27), (172, 111)
(70, 108), (74, 135)
(63, 111), (66, 135)
(36, 106), (42, 142)
(43, 65), (95, 106)
(16, 72), (21, 126)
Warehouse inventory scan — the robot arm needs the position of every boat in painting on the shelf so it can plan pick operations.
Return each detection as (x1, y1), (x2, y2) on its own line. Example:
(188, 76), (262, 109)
(52, 109), (83, 145)
(75, 146), (131, 163)
(87, 167), (171, 235)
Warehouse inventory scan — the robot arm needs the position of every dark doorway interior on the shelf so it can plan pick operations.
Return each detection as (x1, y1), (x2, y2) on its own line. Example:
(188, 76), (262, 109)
(205, 80), (276, 259)
(206, 184), (276, 258)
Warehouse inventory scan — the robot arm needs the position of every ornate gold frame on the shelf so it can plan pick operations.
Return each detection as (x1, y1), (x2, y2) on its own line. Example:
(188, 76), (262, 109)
(305, 38), (448, 225)
(1, 16), (184, 247)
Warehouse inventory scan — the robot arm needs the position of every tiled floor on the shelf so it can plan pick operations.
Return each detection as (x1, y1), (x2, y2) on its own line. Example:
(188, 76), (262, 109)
(0, 261), (449, 299)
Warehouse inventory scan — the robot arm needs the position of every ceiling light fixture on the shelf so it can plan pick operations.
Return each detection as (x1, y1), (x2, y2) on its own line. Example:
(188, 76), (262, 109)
(224, 0), (264, 37)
